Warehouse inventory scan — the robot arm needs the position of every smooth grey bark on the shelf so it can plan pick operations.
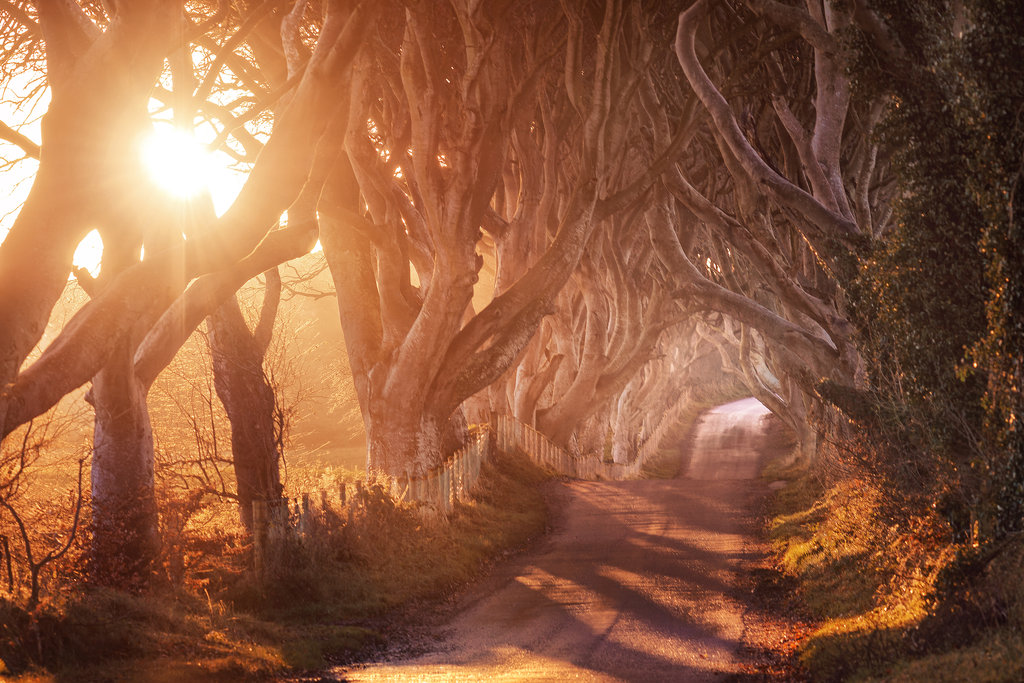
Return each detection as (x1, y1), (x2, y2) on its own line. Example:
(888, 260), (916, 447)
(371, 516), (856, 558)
(89, 338), (159, 587)
(317, 0), (661, 477)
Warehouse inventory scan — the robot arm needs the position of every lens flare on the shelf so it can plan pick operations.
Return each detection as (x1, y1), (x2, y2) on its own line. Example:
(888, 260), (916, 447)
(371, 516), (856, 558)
(140, 127), (213, 197)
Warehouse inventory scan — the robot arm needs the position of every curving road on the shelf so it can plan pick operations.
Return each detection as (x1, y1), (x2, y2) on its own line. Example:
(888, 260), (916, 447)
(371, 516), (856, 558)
(335, 398), (772, 682)
(687, 397), (772, 480)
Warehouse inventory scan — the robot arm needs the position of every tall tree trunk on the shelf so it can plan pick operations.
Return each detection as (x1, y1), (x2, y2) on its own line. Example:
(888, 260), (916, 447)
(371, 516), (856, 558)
(363, 404), (467, 478)
(207, 285), (283, 531)
(610, 378), (639, 464)
(89, 339), (159, 587)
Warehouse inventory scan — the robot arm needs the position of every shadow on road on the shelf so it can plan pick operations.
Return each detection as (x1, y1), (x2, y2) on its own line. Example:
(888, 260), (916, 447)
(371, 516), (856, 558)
(334, 399), (775, 682)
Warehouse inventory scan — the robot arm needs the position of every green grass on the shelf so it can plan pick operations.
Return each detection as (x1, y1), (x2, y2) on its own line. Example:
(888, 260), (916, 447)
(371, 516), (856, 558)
(0, 449), (551, 681)
(764, 455), (1024, 682)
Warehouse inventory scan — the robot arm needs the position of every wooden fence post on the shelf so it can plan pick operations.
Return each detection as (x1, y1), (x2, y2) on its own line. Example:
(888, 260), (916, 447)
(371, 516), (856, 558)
(448, 463), (455, 510)
(300, 494), (311, 534)
(404, 466), (415, 504)
(471, 443), (478, 491)
(454, 454), (462, 501)
(438, 466), (446, 513)
(460, 450), (468, 498)
(471, 439), (480, 486)
(440, 467), (450, 514)
(270, 498), (288, 545)
(252, 500), (269, 580)
(426, 468), (437, 511)
(355, 479), (365, 509)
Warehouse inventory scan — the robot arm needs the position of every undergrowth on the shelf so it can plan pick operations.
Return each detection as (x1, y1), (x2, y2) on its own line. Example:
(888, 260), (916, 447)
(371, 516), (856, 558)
(0, 449), (550, 681)
(765, 455), (1024, 682)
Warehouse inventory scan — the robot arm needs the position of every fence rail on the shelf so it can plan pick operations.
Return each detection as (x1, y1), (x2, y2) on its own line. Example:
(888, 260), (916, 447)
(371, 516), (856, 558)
(252, 408), (689, 574)
(392, 428), (490, 512)
(494, 399), (687, 482)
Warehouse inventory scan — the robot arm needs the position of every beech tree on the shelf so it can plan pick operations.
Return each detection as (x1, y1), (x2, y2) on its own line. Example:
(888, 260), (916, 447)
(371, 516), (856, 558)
(473, 0), (698, 456)
(534, 216), (683, 450)
(0, 0), (375, 583)
(615, 0), (898, 461)
(320, 0), (686, 476)
(3, 0), (1012, 588)
(206, 270), (283, 531)
(607, 328), (724, 463)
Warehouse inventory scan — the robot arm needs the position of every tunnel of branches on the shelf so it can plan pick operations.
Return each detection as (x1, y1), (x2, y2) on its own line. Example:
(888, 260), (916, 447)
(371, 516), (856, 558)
(0, 0), (1020, 588)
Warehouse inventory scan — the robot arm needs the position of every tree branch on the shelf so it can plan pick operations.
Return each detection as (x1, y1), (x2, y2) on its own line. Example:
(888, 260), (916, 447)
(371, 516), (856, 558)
(674, 2), (861, 244)
(0, 120), (39, 159)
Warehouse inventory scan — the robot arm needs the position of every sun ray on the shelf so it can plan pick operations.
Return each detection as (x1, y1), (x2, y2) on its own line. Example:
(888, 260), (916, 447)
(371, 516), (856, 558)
(140, 127), (214, 198)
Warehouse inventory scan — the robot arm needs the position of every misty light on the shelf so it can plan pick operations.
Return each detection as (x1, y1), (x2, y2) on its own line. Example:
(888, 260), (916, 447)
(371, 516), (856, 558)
(140, 127), (214, 198)
(72, 229), (104, 278)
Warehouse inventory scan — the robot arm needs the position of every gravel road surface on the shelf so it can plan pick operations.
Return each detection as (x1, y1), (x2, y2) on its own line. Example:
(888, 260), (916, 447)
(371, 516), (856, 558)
(336, 398), (772, 682)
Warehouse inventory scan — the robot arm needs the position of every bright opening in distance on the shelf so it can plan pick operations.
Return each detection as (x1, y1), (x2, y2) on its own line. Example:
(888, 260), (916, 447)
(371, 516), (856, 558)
(140, 127), (213, 198)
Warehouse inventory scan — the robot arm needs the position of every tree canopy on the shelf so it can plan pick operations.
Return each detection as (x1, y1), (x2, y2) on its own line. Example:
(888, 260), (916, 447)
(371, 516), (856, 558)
(0, 0), (1020, 586)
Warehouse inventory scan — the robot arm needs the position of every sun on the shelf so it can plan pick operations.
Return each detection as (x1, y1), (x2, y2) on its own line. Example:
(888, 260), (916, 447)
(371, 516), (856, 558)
(140, 127), (214, 198)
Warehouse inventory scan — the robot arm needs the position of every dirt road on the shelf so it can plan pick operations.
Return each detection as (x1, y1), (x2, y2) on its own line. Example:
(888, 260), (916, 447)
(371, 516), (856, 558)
(336, 398), (772, 682)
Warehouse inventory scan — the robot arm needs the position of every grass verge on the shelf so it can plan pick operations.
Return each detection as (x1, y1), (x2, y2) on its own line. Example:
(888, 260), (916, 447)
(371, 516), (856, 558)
(763, 456), (1024, 682)
(0, 449), (551, 681)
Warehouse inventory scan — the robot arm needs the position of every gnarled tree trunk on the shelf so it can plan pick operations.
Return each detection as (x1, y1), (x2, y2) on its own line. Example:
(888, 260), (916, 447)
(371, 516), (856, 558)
(207, 271), (283, 531)
(90, 339), (159, 587)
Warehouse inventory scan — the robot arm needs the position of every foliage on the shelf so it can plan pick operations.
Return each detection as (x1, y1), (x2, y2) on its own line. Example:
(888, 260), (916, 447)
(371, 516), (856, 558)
(0, 449), (550, 679)
(756, 5), (1024, 676)
(766, 447), (1024, 682)
(847, 3), (982, 517)
(847, 0), (1024, 540)
(958, 0), (1024, 537)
